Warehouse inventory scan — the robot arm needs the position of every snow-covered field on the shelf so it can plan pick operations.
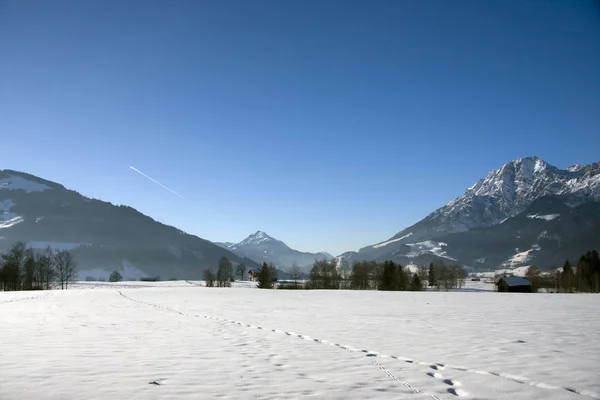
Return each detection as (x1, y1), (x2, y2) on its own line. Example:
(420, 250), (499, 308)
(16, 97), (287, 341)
(1, 282), (599, 399)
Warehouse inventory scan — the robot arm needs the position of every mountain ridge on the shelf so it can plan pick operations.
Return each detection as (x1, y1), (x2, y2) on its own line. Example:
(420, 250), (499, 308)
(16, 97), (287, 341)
(0, 169), (260, 280)
(216, 230), (333, 271)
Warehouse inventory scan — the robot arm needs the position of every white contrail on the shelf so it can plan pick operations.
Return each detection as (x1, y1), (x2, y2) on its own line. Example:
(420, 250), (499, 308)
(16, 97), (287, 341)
(129, 165), (187, 200)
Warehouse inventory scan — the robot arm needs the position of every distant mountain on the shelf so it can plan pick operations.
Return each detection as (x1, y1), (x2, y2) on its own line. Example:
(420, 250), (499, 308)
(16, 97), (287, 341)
(0, 169), (260, 280)
(216, 231), (333, 271)
(342, 157), (600, 270)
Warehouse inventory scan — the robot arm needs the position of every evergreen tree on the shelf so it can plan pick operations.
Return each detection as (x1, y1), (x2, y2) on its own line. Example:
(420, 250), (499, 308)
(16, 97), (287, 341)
(109, 271), (123, 282)
(428, 263), (436, 287)
(561, 260), (574, 293)
(257, 262), (276, 289)
(410, 273), (422, 291)
(398, 264), (411, 291)
(379, 261), (397, 291)
(350, 261), (371, 290)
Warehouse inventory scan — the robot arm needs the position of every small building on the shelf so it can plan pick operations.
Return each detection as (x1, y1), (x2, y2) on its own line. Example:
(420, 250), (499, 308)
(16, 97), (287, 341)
(247, 267), (261, 281)
(496, 276), (532, 293)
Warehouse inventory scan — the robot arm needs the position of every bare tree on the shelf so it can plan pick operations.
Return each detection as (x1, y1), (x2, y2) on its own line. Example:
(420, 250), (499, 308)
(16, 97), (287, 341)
(217, 256), (233, 287)
(290, 262), (301, 287)
(54, 250), (76, 290)
(203, 269), (215, 287)
(22, 248), (37, 290)
(338, 257), (351, 289)
(0, 242), (27, 291)
(236, 263), (246, 281)
(36, 247), (55, 290)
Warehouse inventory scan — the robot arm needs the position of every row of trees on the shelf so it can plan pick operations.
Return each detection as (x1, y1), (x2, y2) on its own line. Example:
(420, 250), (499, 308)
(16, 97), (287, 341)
(0, 242), (77, 291)
(523, 250), (600, 293)
(203, 258), (278, 288)
(426, 263), (468, 291)
(297, 259), (467, 291)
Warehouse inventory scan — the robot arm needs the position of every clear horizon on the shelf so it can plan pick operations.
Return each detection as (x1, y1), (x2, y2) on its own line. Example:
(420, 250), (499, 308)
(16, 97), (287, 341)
(1, 1), (599, 255)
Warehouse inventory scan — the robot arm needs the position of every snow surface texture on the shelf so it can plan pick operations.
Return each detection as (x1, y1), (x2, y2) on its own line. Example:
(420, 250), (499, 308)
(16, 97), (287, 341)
(0, 175), (51, 192)
(373, 232), (413, 248)
(526, 214), (560, 221)
(502, 245), (542, 268)
(406, 241), (454, 260)
(0, 199), (23, 229)
(1, 284), (598, 399)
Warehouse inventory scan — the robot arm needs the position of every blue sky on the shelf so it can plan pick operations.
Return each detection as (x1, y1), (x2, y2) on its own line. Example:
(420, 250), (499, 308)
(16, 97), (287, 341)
(1, 0), (599, 256)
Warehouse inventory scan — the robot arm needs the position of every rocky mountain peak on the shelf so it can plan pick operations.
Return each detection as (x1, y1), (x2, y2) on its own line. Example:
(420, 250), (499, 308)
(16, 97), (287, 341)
(239, 230), (276, 246)
(388, 157), (600, 243)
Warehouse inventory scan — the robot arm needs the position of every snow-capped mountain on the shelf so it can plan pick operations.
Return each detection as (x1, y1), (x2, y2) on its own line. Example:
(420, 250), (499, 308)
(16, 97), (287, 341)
(216, 231), (333, 271)
(0, 169), (260, 280)
(342, 157), (600, 270)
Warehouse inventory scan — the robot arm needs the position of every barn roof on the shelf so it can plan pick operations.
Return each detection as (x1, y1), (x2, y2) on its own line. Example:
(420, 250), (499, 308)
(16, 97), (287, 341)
(500, 276), (532, 287)
(247, 268), (261, 274)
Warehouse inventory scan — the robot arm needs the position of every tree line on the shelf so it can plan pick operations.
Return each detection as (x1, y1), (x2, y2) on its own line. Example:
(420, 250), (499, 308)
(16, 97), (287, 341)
(203, 258), (278, 289)
(523, 250), (600, 293)
(0, 242), (77, 291)
(282, 259), (466, 291)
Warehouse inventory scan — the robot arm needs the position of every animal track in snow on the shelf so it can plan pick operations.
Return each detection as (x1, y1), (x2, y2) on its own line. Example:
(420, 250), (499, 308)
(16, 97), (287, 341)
(117, 290), (596, 399)
(0, 293), (49, 304)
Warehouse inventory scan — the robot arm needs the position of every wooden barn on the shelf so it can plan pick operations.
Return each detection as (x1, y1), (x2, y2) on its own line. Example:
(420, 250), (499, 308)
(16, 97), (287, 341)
(496, 276), (532, 293)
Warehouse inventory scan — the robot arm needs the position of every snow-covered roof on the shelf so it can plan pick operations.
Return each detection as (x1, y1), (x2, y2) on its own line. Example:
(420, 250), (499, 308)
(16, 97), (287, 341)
(499, 277), (532, 287)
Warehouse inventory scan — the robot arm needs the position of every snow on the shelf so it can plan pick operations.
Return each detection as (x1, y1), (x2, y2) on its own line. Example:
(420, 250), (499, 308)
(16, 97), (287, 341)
(405, 263), (420, 273)
(0, 199), (15, 212)
(494, 266), (531, 277)
(526, 213), (560, 221)
(502, 247), (539, 268)
(0, 199), (23, 229)
(0, 216), (23, 229)
(406, 241), (455, 260)
(373, 232), (413, 248)
(534, 158), (546, 174)
(0, 175), (51, 192)
(1, 286), (599, 399)
(239, 230), (273, 246)
(567, 164), (584, 172)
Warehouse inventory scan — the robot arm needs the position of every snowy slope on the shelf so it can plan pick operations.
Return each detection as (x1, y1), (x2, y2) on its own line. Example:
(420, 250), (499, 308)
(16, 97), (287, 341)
(1, 286), (598, 399)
